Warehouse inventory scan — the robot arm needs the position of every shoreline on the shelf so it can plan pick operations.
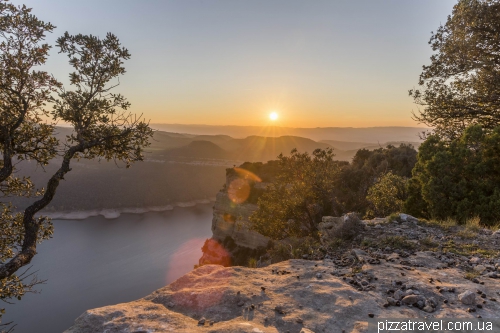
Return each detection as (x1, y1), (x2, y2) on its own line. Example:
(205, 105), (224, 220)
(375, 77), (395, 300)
(42, 198), (216, 220)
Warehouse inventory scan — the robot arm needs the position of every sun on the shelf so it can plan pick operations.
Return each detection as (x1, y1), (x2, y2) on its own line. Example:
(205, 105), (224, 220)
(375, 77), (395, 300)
(269, 112), (278, 121)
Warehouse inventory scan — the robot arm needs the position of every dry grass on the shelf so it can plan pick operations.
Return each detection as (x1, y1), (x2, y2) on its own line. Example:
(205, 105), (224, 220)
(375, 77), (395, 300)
(441, 217), (458, 230)
(465, 216), (481, 232)
(247, 257), (257, 268)
(464, 270), (480, 280)
(457, 229), (478, 239)
(380, 235), (416, 250)
(418, 217), (457, 230)
(419, 236), (439, 248)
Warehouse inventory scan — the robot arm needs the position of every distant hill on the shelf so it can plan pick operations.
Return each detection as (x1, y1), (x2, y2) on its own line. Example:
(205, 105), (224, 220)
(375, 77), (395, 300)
(164, 140), (232, 159)
(151, 124), (429, 143)
(320, 140), (379, 151)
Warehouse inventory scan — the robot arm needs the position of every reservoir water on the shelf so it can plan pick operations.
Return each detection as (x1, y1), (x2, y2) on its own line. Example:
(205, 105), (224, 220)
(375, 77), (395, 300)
(3, 203), (213, 333)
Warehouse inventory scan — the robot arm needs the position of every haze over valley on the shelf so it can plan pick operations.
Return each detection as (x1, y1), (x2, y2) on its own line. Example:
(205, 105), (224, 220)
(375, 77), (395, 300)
(11, 126), (423, 215)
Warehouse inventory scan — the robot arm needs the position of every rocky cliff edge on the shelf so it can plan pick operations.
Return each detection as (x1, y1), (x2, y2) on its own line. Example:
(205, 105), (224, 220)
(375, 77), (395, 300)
(65, 217), (500, 333)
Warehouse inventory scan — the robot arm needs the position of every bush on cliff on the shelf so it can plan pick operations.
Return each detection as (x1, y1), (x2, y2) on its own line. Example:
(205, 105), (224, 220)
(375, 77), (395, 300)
(366, 172), (408, 218)
(250, 148), (343, 240)
(333, 144), (417, 216)
(405, 125), (500, 226)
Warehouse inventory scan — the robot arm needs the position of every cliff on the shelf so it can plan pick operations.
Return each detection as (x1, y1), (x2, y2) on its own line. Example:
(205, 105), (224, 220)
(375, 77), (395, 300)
(65, 216), (500, 333)
(210, 190), (269, 249)
(198, 166), (272, 266)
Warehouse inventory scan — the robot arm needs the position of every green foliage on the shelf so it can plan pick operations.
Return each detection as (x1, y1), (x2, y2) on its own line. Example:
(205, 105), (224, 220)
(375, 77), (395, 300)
(366, 172), (408, 218)
(336, 144), (417, 215)
(249, 144), (417, 239)
(406, 125), (500, 225)
(0, 1), (152, 322)
(387, 212), (402, 223)
(410, 0), (500, 139)
(247, 257), (257, 268)
(250, 148), (342, 240)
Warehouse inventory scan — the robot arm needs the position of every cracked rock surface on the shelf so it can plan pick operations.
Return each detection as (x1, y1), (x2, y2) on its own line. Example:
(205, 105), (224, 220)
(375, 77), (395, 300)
(65, 250), (500, 333)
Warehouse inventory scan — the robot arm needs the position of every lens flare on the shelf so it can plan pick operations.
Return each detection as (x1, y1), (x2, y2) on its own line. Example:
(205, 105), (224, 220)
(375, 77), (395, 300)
(233, 167), (262, 182)
(227, 168), (262, 204)
(228, 178), (251, 204)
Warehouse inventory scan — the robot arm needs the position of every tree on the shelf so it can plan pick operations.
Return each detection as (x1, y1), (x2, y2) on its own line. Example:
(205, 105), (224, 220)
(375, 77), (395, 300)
(0, 1), (152, 321)
(250, 148), (342, 240)
(334, 144), (417, 215)
(405, 125), (500, 225)
(366, 172), (408, 218)
(410, 0), (500, 139)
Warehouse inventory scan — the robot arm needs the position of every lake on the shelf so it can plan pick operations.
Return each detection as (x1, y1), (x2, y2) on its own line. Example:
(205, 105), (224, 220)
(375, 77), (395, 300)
(3, 204), (213, 333)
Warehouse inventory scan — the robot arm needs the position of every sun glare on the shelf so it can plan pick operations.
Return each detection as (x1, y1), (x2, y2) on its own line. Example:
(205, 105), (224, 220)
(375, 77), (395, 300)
(269, 112), (278, 121)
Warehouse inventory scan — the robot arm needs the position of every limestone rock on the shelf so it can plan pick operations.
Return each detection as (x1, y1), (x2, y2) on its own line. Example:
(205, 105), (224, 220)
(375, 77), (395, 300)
(210, 191), (269, 249)
(65, 250), (500, 333)
(458, 290), (476, 305)
(474, 265), (486, 273)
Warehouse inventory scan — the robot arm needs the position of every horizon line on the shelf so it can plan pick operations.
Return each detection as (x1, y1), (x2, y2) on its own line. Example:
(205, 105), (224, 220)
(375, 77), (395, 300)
(150, 123), (430, 129)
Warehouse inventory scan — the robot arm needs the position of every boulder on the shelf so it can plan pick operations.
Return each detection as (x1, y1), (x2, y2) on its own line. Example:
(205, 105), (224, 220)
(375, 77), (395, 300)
(458, 290), (476, 305)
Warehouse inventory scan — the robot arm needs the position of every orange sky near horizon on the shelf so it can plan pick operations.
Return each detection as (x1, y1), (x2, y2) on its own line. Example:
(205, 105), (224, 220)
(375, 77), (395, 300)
(24, 0), (456, 129)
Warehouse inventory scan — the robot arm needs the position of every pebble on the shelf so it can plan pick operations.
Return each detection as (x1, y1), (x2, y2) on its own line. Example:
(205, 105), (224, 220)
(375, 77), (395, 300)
(275, 305), (285, 314)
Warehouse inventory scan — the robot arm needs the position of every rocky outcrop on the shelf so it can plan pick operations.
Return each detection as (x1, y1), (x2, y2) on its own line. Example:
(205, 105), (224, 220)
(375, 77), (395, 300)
(65, 212), (500, 332)
(199, 168), (270, 266)
(65, 248), (500, 333)
(210, 191), (269, 249)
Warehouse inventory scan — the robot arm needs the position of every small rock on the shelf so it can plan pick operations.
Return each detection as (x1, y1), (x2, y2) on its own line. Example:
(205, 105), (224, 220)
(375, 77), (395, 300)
(394, 290), (405, 301)
(296, 318), (303, 324)
(368, 313), (375, 318)
(275, 305), (285, 314)
(423, 305), (435, 313)
(387, 297), (397, 306)
(316, 273), (323, 279)
(198, 317), (206, 325)
(470, 257), (482, 264)
(474, 265), (486, 273)
(401, 295), (425, 305)
(458, 290), (476, 305)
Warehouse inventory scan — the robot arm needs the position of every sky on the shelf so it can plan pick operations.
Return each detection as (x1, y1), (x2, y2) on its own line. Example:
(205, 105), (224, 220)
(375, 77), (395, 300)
(23, 0), (457, 128)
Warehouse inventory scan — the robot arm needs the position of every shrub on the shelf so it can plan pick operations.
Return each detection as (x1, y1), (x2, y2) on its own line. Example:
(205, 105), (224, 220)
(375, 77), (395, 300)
(330, 213), (365, 241)
(406, 125), (500, 226)
(366, 172), (408, 218)
(247, 257), (257, 268)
